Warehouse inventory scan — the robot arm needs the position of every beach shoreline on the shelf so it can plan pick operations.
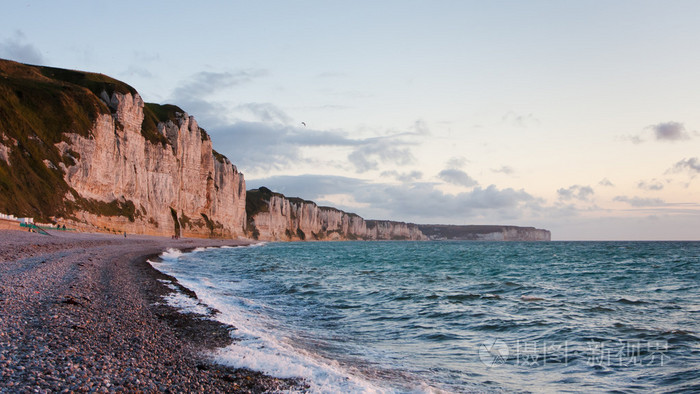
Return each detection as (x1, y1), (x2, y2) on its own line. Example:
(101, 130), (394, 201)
(0, 229), (304, 392)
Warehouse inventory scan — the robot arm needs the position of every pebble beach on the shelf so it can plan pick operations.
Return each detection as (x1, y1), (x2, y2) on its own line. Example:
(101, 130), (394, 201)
(0, 229), (304, 393)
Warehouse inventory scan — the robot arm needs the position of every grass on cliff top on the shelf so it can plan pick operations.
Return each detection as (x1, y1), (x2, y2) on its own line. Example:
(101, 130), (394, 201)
(0, 59), (156, 221)
(0, 59), (115, 219)
(0, 58), (223, 222)
(38, 64), (137, 97)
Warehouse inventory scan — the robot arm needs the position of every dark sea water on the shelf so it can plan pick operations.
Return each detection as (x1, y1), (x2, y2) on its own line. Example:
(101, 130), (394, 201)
(151, 241), (700, 393)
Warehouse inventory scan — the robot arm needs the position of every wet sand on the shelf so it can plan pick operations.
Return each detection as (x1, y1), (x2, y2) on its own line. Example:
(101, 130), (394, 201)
(0, 229), (304, 392)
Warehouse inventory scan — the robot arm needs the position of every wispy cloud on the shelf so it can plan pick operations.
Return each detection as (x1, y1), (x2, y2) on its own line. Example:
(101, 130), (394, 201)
(637, 179), (664, 191)
(669, 157), (700, 176)
(0, 30), (45, 64)
(437, 169), (478, 187)
(172, 69), (268, 98)
(167, 69), (270, 127)
(599, 178), (614, 187)
(235, 102), (292, 124)
(445, 156), (468, 169)
(492, 165), (515, 175)
(210, 120), (424, 173)
(348, 138), (416, 172)
(613, 196), (666, 207)
(557, 185), (594, 201)
(380, 170), (423, 183)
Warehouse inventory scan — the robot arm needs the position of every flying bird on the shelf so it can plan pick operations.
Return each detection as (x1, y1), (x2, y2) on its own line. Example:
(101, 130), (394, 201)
(301, 122), (306, 127)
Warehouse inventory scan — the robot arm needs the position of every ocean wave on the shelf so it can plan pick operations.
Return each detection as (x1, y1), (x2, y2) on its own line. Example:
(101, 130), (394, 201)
(616, 298), (650, 305)
(160, 248), (184, 260)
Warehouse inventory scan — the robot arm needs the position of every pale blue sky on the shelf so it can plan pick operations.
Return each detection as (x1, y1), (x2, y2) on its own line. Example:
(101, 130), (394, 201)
(2, 1), (700, 240)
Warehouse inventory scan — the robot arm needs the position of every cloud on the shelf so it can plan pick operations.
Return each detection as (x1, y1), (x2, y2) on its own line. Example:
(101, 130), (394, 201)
(557, 185), (594, 201)
(0, 30), (45, 64)
(626, 121), (694, 143)
(210, 121), (422, 173)
(246, 174), (541, 223)
(381, 170), (423, 182)
(613, 196), (666, 207)
(669, 157), (700, 175)
(445, 156), (467, 169)
(172, 69), (268, 99)
(235, 103), (292, 124)
(348, 139), (415, 172)
(209, 122), (304, 171)
(650, 121), (689, 141)
(599, 178), (614, 187)
(165, 69), (270, 128)
(492, 166), (515, 175)
(637, 179), (664, 191)
(437, 169), (478, 187)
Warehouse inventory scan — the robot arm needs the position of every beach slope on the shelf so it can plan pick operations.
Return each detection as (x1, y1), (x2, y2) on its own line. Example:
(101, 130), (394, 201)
(0, 230), (302, 392)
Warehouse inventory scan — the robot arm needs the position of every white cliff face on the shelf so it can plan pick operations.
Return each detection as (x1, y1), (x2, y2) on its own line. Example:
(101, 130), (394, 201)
(365, 220), (427, 240)
(473, 228), (550, 241)
(249, 193), (427, 241)
(418, 225), (551, 241)
(56, 92), (246, 238)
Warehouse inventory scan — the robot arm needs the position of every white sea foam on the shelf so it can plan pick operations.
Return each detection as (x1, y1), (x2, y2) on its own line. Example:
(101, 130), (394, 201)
(165, 272), (391, 393)
(149, 245), (400, 393)
(160, 248), (184, 260)
(162, 291), (212, 316)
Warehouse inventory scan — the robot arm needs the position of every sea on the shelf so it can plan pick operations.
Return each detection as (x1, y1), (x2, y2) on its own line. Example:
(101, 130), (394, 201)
(149, 241), (700, 393)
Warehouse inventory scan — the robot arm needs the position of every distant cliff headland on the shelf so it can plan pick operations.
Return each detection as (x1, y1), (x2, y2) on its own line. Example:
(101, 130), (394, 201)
(0, 59), (549, 241)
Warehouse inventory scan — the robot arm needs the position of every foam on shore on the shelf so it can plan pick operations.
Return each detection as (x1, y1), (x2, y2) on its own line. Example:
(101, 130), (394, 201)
(150, 246), (392, 393)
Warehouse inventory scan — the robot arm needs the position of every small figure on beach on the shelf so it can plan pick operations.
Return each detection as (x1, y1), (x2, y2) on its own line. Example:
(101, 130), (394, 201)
(123, 231), (127, 238)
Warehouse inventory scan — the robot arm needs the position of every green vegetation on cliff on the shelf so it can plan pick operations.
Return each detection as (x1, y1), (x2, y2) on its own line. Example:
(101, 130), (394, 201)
(0, 59), (182, 222)
(141, 103), (180, 146)
(0, 59), (113, 219)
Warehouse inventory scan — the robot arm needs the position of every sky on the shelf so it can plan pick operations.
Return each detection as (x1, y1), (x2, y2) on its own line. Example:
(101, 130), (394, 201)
(2, 1), (699, 240)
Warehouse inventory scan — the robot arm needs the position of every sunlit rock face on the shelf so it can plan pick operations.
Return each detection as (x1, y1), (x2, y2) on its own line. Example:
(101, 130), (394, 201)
(247, 191), (428, 241)
(57, 92), (246, 238)
(417, 225), (551, 241)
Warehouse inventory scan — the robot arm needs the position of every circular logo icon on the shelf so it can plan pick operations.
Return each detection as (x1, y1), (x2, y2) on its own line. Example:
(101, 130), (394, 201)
(479, 339), (509, 367)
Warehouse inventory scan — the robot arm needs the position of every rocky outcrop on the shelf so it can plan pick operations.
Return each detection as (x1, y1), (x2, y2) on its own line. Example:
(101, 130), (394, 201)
(55, 93), (246, 237)
(246, 188), (427, 241)
(366, 220), (427, 241)
(0, 59), (246, 238)
(417, 225), (551, 241)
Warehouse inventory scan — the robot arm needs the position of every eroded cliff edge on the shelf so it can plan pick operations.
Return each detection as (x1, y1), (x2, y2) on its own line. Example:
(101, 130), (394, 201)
(418, 225), (551, 241)
(0, 59), (246, 237)
(0, 59), (551, 241)
(246, 187), (427, 241)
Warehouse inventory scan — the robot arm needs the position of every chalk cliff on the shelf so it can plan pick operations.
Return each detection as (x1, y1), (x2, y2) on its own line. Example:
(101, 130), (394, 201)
(0, 59), (246, 237)
(417, 225), (551, 241)
(0, 59), (551, 242)
(246, 188), (427, 241)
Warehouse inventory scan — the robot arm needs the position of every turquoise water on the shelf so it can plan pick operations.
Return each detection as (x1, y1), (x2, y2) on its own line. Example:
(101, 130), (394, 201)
(152, 241), (700, 392)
